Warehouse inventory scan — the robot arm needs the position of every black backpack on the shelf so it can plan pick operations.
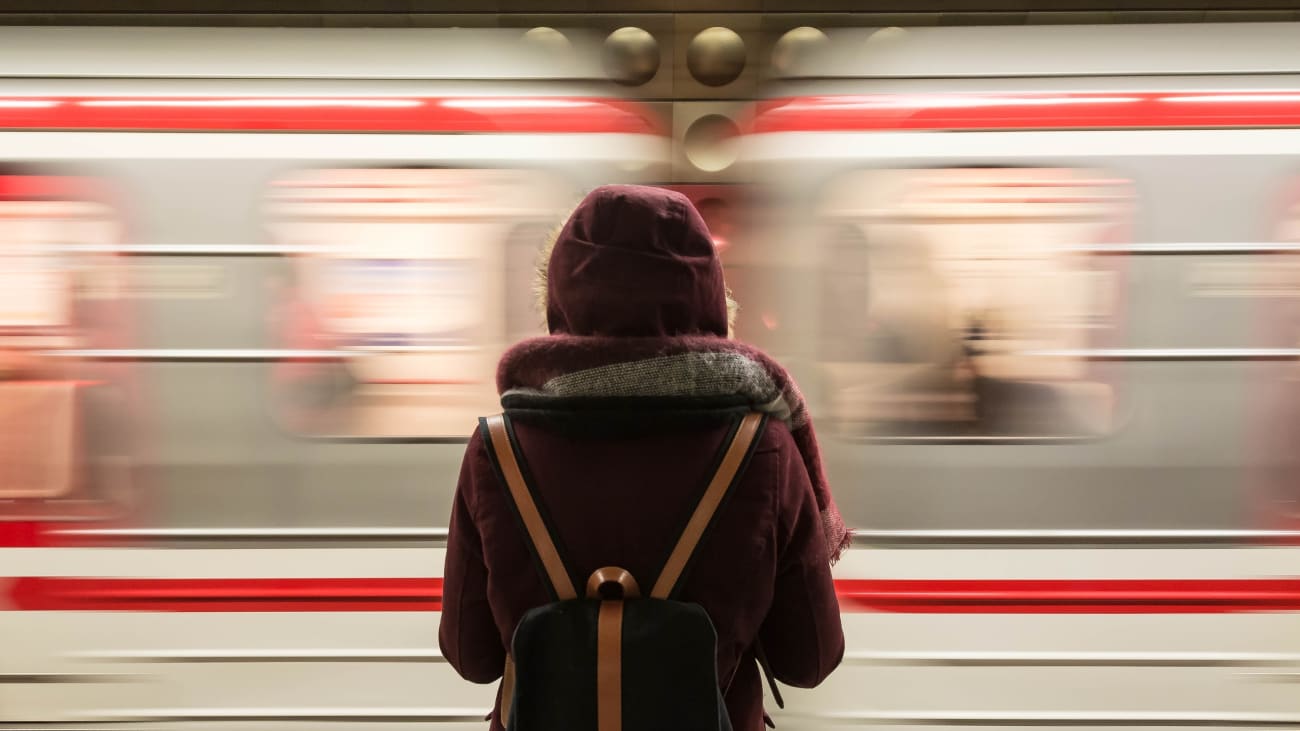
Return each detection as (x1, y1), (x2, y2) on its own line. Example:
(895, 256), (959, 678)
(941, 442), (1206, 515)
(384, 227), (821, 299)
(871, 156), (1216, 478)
(481, 411), (767, 731)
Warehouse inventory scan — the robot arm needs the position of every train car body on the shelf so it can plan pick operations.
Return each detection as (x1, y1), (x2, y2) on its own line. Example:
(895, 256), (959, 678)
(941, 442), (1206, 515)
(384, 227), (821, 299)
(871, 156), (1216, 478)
(0, 26), (664, 729)
(0, 21), (1298, 731)
(744, 22), (1300, 730)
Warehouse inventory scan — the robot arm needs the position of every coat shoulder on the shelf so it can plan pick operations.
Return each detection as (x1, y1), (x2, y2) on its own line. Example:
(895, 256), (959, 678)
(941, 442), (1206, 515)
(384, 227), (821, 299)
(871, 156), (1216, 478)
(754, 416), (799, 457)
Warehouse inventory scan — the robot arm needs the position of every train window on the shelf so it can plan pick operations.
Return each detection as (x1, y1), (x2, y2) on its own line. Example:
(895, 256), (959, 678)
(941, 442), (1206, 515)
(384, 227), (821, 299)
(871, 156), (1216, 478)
(264, 167), (573, 438)
(815, 167), (1132, 439)
(0, 174), (135, 518)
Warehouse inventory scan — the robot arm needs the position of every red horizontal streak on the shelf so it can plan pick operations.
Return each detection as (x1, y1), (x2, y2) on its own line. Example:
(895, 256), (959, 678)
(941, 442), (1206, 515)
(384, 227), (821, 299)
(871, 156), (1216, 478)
(752, 92), (1300, 134)
(0, 523), (50, 548)
(0, 174), (114, 201)
(836, 579), (1300, 613)
(0, 380), (105, 387)
(5, 576), (1300, 613)
(0, 97), (661, 135)
(8, 577), (442, 612)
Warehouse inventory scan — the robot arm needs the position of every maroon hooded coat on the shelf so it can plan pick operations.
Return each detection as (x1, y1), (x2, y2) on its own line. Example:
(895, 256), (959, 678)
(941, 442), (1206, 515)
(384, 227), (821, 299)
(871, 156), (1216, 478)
(439, 185), (844, 730)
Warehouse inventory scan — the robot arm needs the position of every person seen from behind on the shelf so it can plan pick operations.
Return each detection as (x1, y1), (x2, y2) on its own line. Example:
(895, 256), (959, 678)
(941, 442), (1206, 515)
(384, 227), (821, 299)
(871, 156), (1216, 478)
(439, 184), (848, 730)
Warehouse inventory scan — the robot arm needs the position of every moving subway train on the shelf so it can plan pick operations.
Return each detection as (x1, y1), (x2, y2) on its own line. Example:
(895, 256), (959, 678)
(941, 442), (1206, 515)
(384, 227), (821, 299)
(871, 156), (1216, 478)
(1, 22), (1299, 731)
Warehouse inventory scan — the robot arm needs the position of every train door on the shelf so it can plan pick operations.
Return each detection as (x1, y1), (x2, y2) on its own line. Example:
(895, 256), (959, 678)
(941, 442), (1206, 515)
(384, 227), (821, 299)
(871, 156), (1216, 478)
(0, 171), (142, 728)
(1256, 186), (1300, 531)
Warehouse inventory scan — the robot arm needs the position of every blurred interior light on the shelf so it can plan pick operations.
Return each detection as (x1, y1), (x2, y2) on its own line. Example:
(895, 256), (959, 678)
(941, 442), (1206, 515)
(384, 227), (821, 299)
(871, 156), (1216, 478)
(0, 100), (61, 108)
(1160, 93), (1300, 104)
(77, 99), (424, 108)
(789, 95), (1144, 111)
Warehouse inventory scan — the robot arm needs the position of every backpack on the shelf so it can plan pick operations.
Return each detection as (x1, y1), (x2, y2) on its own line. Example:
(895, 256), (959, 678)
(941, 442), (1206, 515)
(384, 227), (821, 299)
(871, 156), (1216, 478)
(480, 411), (767, 731)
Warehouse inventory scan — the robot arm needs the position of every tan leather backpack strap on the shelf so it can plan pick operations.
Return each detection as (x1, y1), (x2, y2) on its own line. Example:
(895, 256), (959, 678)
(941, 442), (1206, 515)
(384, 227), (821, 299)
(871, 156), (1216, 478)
(499, 654), (516, 722)
(484, 414), (578, 601)
(650, 412), (765, 599)
(596, 600), (625, 731)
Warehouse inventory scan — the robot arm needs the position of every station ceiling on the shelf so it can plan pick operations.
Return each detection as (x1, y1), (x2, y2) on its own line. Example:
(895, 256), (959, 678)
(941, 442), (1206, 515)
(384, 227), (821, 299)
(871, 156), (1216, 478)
(1, 0), (1299, 26)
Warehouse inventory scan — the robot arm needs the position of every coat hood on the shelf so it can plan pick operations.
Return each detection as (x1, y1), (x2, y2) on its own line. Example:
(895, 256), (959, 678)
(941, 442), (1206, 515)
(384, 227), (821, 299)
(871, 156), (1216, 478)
(543, 185), (730, 338)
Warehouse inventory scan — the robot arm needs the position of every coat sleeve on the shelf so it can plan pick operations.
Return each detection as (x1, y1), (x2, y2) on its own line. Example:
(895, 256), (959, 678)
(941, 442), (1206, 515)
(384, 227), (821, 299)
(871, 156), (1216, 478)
(438, 429), (506, 684)
(756, 432), (846, 689)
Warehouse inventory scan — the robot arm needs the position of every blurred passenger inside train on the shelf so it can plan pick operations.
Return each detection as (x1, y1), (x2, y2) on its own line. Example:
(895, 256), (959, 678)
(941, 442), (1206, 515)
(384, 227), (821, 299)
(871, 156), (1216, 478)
(816, 168), (1125, 439)
(439, 185), (847, 730)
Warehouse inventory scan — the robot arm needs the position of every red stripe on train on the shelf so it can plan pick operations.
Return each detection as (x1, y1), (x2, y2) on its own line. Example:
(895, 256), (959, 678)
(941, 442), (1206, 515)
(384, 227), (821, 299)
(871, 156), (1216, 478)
(0, 97), (661, 135)
(0, 523), (50, 548)
(7, 577), (442, 612)
(751, 92), (1300, 134)
(6, 577), (1300, 613)
(835, 579), (1300, 613)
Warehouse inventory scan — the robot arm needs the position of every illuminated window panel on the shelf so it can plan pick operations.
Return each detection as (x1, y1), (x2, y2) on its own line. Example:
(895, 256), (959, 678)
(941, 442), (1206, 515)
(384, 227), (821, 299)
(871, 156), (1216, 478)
(0, 175), (132, 515)
(815, 167), (1132, 439)
(266, 167), (574, 439)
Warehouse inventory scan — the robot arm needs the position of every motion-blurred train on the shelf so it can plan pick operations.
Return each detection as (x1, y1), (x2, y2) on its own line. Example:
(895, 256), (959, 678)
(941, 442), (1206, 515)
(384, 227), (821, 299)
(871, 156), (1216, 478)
(1, 22), (1298, 731)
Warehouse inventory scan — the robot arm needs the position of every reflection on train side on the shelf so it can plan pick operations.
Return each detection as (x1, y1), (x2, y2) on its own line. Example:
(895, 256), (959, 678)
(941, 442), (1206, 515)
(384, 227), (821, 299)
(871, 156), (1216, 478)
(816, 168), (1131, 438)
(0, 175), (135, 518)
(266, 167), (572, 438)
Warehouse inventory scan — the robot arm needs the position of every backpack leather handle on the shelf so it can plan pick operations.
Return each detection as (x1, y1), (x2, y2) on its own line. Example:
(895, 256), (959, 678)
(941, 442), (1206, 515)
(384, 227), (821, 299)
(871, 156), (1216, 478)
(587, 566), (641, 600)
(485, 414), (578, 601)
(650, 412), (764, 599)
